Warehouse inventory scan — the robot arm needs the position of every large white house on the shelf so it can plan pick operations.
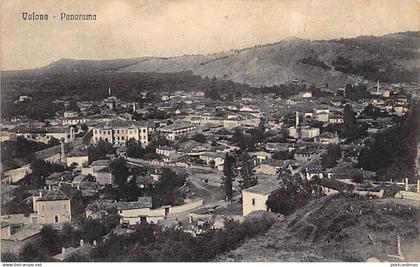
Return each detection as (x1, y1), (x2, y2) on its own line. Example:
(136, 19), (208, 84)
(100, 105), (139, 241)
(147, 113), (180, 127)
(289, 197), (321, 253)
(92, 120), (148, 146)
(242, 181), (278, 216)
(160, 123), (195, 141)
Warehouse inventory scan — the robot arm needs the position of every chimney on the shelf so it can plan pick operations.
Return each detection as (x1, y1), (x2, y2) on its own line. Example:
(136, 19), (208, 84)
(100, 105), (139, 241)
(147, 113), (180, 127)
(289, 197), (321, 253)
(80, 239), (84, 247)
(93, 240), (97, 247)
(39, 192), (42, 197)
(48, 185), (52, 190)
(405, 178), (409, 191)
(77, 184), (80, 190)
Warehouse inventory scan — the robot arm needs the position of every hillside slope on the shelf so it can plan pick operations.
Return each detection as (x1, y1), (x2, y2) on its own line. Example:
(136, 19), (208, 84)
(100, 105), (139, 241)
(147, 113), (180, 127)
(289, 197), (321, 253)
(5, 32), (419, 87)
(219, 195), (420, 262)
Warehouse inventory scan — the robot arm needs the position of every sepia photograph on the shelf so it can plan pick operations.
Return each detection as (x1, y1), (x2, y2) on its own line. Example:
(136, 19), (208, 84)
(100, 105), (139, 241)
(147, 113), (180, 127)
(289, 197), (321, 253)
(0, 0), (419, 265)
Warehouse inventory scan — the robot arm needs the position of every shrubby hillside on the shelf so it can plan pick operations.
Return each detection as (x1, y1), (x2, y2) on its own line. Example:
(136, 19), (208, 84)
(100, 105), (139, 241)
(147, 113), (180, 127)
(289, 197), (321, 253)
(219, 195), (420, 262)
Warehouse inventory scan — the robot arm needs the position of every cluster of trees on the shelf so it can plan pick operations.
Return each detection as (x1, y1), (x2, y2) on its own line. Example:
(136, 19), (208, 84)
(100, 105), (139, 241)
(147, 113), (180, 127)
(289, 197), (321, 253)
(342, 104), (367, 142)
(231, 126), (266, 152)
(358, 102), (419, 182)
(152, 168), (187, 208)
(126, 136), (171, 160)
(334, 34), (419, 83)
(190, 133), (207, 144)
(1, 97), (61, 121)
(9, 213), (275, 262)
(2, 212), (119, 262)
(107, 157), (186, 206)
(272, 150), (294, 160)
(299, 54), (331, 70)
(321, 145), (342, 169)
(344, 84), (371, 101)
(22, 159), (67, 187)
(221, 151), (258, 202)
(266, 170), (321, 215)
(1, 136), (60, 170)
(362, 104), (388, 119)
(87, 140), (116, 163)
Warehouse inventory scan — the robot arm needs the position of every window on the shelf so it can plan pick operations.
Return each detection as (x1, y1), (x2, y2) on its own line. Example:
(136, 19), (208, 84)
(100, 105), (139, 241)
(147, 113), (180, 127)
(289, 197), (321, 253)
(117, 130), (119, 134)
(41, 204), (45, 211)
(121, 136), (125, 140)
(252, 199), (256, 205)
(143, 129), (146, 133)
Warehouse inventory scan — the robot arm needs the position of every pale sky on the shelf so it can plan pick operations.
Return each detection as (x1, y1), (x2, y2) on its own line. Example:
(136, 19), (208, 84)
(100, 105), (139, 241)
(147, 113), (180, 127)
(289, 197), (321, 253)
(1, 0), (419, 70)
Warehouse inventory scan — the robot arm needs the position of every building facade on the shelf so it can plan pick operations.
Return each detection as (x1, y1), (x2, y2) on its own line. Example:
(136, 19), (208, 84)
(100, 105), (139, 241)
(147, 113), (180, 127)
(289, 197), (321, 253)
(92, 120), (148, 146)
(160, 123), (195, 141)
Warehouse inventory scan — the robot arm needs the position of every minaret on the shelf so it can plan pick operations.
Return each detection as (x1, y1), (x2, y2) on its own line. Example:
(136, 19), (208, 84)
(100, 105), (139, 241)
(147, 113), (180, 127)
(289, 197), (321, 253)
(295, 111), (299, 128)
(60, 139), (66, 163)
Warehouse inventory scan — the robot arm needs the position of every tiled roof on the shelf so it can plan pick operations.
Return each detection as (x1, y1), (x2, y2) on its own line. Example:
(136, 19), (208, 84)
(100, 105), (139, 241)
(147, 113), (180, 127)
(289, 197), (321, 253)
(94, 120), (147, 129)
(160, 123), (194, 131)
(320, 179), (354, 191)
(243, 180), (279, 195)
(38, 186), (80, 201)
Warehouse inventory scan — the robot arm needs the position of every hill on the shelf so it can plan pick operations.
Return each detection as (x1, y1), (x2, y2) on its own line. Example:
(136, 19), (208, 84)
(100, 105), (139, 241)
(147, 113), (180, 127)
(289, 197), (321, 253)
(218, 195), (420, 262)
(4, 32), (419, 87)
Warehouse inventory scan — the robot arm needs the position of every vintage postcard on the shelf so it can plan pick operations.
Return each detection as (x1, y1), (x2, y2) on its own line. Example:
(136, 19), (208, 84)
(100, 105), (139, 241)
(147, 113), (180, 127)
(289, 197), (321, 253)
(1, 0), (419, 265)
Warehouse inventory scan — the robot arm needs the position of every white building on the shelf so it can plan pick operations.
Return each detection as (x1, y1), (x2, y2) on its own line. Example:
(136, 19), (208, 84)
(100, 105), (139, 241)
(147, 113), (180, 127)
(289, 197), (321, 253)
(242, 181), (279, 216)
(16, 126), (76, 144)
(160, 123), (195, 141)
(92, 120), (148, 146)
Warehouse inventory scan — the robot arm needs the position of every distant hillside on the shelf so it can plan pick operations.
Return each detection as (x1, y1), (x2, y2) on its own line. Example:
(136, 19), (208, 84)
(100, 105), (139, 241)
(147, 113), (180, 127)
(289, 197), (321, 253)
(3, 31), (419, 87)
(219, 196), (420, 262)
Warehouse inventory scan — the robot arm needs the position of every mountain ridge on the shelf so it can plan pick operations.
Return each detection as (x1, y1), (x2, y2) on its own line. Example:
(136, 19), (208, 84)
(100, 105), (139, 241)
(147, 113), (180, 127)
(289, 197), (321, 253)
(4, 31), (419, 87)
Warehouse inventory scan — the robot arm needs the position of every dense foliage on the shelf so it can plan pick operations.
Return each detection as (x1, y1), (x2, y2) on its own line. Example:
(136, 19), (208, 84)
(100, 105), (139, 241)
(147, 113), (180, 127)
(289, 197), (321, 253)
(266, 170), (321, 215)
(1, 136), (59, 170)
(87, 140), (116, 163)
(357, 102), (418, 182)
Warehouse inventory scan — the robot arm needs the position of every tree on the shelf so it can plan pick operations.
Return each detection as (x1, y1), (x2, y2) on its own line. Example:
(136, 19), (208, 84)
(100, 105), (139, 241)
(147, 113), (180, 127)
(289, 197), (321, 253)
(221, 153), (236, 202)
(126, 139), (145, 158)
(66, 100), (80, 112)
(266, 170), (320, 215)
(232, 128), (255, 151)
(40, 225), (60, 254)
(272, 150), (293, 160)
(88, 140), (116, 163)
(152, 168), (186, 208)
(20, 243), (48, 262)
(110, 157), (129, 188)
(343, 104), (358, 141)
(81, 123), (89, 132)
(191, 133), (206, 144)
(204, 89), (221, 100)
(238, 152), (258, 190)
(321, 145), (342, 169)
